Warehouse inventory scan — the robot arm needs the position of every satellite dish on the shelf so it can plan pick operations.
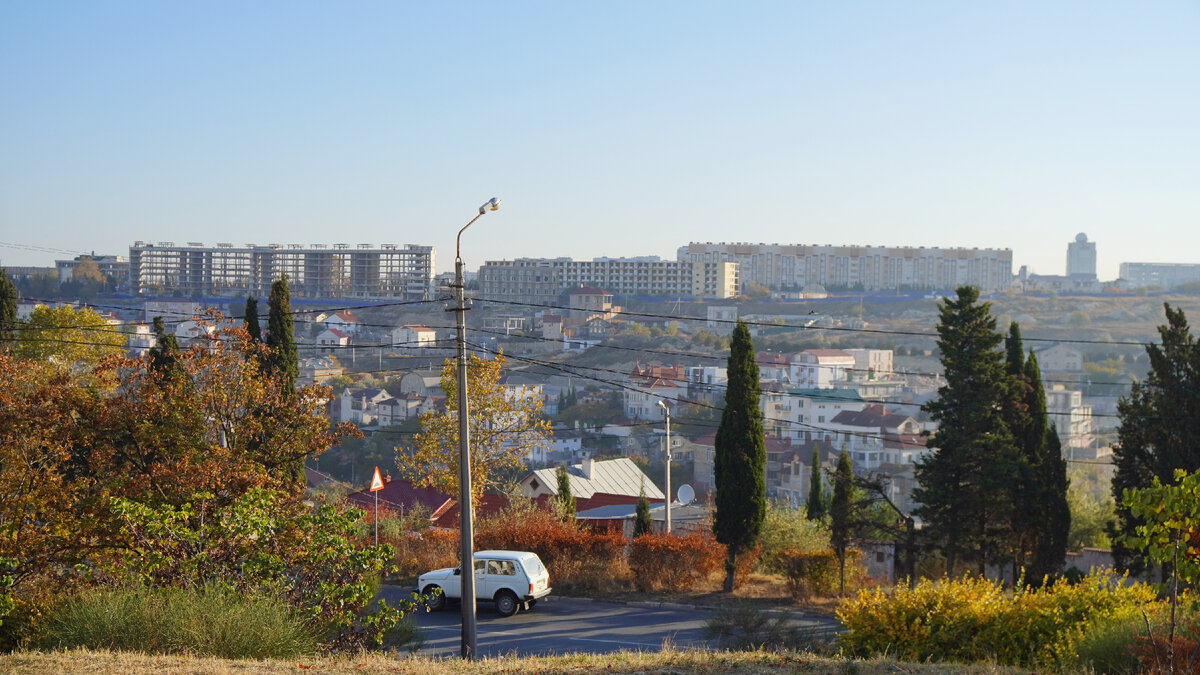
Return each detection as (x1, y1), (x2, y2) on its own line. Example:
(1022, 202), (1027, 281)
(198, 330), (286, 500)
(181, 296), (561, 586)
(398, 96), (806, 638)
(677, 484), (695, 506)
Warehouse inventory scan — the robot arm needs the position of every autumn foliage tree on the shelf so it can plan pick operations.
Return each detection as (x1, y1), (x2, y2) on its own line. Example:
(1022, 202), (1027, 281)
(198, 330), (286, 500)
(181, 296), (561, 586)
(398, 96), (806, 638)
(0, 314), (357, 595)
(402, 352), (551, 497)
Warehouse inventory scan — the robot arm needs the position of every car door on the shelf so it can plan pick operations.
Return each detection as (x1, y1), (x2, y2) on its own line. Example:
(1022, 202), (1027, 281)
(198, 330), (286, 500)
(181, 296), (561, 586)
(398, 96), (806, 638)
(473, 558), (490, 600)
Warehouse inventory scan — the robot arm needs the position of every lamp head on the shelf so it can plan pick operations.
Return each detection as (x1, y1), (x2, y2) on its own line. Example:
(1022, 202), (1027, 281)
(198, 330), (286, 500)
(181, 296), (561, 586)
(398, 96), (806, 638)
(657, 400), (667, 410)
(479, 197), (501, 215)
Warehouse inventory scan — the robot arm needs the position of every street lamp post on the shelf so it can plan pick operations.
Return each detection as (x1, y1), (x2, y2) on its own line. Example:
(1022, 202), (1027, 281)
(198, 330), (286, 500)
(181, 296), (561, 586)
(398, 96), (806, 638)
(657, 399), (672, 534)
(449, 197), (500, 660)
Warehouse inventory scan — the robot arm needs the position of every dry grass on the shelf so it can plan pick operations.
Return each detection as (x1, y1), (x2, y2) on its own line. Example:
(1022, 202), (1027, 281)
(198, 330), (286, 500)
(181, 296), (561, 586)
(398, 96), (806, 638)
(1, 647), (1030, 674)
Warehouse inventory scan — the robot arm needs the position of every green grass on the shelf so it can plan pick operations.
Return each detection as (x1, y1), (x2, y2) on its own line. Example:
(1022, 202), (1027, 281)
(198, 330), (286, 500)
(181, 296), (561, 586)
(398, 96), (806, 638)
(39, 584), (318, 660)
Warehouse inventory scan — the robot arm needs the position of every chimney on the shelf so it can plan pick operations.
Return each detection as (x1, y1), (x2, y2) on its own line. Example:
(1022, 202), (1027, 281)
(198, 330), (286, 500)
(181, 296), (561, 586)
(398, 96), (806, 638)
(581, 458), (595, 480)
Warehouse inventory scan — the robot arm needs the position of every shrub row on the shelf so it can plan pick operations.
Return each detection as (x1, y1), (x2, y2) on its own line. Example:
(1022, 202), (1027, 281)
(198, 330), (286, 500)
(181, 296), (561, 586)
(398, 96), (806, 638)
(837, 572), (1156, 669)
(627, 532), (725, 592)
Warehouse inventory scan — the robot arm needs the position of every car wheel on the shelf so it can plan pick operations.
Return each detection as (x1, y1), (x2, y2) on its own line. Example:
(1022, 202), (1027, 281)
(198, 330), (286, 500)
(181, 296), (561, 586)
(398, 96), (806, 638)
(527, 599), (537, 610)
(422, 584), (445, 612)
(495, 590), (519, 617)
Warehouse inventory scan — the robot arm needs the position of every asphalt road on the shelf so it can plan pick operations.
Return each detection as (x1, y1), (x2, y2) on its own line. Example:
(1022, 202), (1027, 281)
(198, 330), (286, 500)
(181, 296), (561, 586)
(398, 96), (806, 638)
(379, 586), (839, 658)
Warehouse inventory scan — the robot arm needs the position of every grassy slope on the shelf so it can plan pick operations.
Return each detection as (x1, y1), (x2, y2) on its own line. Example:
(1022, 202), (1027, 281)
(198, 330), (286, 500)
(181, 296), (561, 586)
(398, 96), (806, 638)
(1, 648), (1028, 674)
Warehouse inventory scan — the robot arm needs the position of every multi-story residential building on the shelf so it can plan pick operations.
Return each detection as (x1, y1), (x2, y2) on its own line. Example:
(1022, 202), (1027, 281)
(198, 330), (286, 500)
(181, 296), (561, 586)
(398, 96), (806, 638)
(791, 349), (856, 389)
(1119, 262), (1200, 290)
(678, 241), (1012, 292)
(1046, 384), (1096, 459)
(477, 256), (739, 303)
(129, 242), (435, 300)
(844, 349), (894, 380)
(761, 386), (869, 445)
(826, 405), (927, 470)
(1034, 344), (1083, 372)
(624, 364), (690, 420)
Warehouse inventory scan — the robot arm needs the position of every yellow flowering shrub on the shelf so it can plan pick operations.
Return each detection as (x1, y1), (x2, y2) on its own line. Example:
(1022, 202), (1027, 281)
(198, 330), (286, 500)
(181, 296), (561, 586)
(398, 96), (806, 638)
(837, 571), (1155, 669)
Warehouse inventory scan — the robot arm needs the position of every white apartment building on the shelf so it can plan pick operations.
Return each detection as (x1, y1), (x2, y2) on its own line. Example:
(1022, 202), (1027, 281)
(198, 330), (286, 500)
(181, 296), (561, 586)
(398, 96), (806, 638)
(1046, 384), (1096, 459)
(791, 349), (856, 389)
(760, 387), (869, 445)
(678, 241), (1012, 292)
(478, 257), (739, 303)
(844, 349), (894, 380)
(129, 241), (435, 300)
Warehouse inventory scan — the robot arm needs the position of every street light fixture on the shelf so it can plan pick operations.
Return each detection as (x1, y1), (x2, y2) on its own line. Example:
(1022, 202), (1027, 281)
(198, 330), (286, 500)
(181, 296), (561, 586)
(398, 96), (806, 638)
(657, 399), (672, 534)
(450, 197), (500, 660)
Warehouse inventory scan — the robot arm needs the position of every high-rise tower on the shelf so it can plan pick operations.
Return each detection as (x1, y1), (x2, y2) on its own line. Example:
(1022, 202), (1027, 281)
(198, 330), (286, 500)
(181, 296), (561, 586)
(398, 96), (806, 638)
(1066, 233), (1097, 279)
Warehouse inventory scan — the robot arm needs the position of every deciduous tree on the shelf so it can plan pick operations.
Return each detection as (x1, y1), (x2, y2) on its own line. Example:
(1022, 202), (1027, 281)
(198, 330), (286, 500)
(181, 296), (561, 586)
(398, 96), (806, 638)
(713, 320), (766, 591)
(402, 352), (551, 498)
(12, 304), (126, 368)
(0, 316), (357, 595)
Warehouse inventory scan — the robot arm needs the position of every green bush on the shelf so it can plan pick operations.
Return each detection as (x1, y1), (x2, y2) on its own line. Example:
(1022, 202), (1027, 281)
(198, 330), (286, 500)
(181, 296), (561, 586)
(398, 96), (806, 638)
(776, 548), (863, 600)
(757, 501), (829, 573)
(41, 584), (316, 660)
(837, 571), (1156, 669)
(108, 489), (421, 651)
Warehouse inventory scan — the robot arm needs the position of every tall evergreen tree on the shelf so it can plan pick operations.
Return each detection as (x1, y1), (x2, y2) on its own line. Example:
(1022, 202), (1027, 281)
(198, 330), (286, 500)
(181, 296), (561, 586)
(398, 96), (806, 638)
(830, 450), (854, 595)
(806, 447), (827, 521)
(1111, 303), (1200, 575)
(713, 320), (767, 592)
(634, 480), (652, 537)
(914, 286), (1019, 577)
(243, 296), (261, 343)
(0, 269), (16, 351)
(555, 464), (577, 521)
(147, 316), (183, 378)
(1031, 423), (1070, 582)
(266, 275), (298, 391)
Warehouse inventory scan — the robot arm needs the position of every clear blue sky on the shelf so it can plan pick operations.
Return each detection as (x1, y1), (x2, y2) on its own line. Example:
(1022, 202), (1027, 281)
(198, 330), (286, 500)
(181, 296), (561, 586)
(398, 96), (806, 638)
(2, 1), (1197, 281)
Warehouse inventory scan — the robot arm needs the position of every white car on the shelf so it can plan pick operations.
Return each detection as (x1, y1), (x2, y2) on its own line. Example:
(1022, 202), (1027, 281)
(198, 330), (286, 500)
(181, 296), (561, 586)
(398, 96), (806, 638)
(417, 550), (551, 617)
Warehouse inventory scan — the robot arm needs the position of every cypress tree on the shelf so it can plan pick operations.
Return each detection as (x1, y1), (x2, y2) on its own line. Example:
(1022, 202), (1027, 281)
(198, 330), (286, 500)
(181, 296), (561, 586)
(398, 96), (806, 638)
(0, 269), (16, 351)
(555, 465), (576, 521)
(914, 286), (1019, 577)
(806, 447), (827, 521)
(266, 275), (298, 391)
(713, 320), (766, 592)
(147, 316), (182, 378)
(1032, 423), (1070, 582)
(830, 450), (854, 595)
(243, 296), (261, 343)
(634, 480), (652, 537)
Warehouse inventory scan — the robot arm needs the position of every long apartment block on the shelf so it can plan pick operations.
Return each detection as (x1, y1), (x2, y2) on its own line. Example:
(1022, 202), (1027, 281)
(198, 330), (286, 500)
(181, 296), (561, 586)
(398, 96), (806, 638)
(478, 257), (739, 304)
(129, 242), (435, 300)
(678, 242), (1013, 292)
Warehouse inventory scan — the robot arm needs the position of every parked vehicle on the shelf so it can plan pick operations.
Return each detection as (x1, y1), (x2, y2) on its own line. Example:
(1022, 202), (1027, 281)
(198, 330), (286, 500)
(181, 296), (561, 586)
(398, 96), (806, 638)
(417, 550), (551, 617)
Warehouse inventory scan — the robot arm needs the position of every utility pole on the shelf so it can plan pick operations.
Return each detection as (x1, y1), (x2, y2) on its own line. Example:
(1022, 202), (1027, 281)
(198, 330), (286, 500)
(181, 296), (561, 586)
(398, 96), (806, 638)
(657, 399), (672, 534)
(448, 198), (500, 660)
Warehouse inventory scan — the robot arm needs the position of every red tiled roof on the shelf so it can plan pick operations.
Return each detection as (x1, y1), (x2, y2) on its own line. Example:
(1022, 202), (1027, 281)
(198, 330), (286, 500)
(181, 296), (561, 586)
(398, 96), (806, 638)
(803, 349), (853, 358)
(332, 310), (361, 323)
